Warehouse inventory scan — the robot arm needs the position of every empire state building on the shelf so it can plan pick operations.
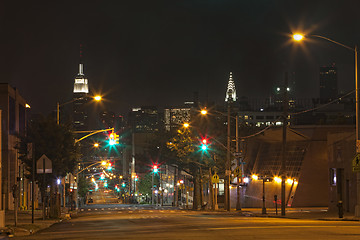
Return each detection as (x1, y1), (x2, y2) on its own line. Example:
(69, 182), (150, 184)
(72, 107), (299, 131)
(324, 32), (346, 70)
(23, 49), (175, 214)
(73, 63), (89, 130)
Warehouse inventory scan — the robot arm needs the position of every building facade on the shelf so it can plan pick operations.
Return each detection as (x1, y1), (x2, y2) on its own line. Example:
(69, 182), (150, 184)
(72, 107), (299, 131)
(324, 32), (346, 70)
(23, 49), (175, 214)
(128, 106), (160, 133)
(320, 64), (338, 103)
(0, 84), (28, 214)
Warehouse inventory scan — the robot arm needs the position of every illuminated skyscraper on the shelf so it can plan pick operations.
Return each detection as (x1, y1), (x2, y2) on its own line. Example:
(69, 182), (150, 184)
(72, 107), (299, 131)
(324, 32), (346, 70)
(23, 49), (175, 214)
(73, 62), (89, 130)
(225, 72), (237, 102)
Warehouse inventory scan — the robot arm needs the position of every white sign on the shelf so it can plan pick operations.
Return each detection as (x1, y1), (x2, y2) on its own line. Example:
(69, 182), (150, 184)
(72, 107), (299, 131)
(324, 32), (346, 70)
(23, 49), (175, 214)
(36, 154), (52, 174)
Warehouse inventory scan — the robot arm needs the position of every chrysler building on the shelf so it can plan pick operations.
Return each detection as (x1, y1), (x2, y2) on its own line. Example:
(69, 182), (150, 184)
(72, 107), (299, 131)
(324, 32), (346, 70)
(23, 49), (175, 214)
(225, 72), (237, 102)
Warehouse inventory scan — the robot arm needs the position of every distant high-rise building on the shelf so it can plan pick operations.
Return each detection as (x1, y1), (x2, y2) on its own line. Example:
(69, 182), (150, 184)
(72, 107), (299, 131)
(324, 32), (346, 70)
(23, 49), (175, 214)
(99, 110), (125, 130)
(225, 72), (237, 102)
(128, 106), (159, 133)
(164, 102), (194, 131)
(320, 64), (337, 103)
(73, 62), (89, 130)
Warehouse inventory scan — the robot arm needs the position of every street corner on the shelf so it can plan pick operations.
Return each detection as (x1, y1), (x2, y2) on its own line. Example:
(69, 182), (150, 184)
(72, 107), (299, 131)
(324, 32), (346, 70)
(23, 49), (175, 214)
(5, 222), (57, 238)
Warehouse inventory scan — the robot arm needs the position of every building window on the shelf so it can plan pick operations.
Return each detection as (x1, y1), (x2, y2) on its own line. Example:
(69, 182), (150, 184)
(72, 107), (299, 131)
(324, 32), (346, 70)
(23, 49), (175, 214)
(329, 168), (336, 186)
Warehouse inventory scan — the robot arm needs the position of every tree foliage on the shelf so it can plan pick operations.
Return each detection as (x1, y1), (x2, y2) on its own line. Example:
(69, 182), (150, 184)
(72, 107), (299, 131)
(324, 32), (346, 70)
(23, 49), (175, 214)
(137, 172), (159, 196)
(18, 115), (80, 187)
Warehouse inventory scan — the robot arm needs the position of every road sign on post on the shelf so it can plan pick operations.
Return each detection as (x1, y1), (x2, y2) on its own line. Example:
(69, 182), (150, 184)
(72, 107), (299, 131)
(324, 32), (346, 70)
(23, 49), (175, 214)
(212, 173), (220, 184)
(37, 154), (52, 173)
(233, 166), (242, 178)
(36, 154), (52, 220)
(353, 154), (360, 172)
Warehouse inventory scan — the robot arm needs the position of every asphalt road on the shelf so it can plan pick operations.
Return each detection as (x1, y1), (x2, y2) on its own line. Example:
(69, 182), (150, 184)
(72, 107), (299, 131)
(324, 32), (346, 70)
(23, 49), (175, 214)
(14, 205), (360, 240)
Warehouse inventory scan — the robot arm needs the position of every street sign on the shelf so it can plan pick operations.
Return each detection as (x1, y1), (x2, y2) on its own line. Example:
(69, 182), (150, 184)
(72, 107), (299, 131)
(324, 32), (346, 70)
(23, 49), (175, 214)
(353, 154), (360, 172)
(233, 166), (242, 178)
(212, 173), (220, 184)
(36, 154), (52, 173)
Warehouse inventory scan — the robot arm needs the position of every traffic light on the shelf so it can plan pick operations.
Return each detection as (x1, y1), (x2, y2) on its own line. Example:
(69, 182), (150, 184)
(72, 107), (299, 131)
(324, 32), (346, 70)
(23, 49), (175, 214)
(107, 162), (112, 171)
(200, 138), (208, 151)
(121, 182), (126, 187)
(152, 165), (159, 173)
(109, 131), (119, 145)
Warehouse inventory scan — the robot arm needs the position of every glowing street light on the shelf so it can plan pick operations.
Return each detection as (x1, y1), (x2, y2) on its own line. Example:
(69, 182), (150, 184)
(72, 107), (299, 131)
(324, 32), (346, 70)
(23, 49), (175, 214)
(201, 109), (208, 115)
(183, 122), (189, 128)
(94, 95), (102, 101)
(292, 33), (304, 41)
(274, 176), (282, 184)
(251, 174), (259, 181)
(94, 143), (99, 148)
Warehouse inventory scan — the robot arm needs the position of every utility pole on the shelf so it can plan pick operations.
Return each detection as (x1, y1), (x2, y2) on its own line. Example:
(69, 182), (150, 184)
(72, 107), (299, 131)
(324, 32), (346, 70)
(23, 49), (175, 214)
(151, 171), (154, 205)
(236, 115), (241, 211)
(262, 178), (266, 214)
(281, 72), (288, 216)
(225, 98), (232, 211)
(131, 132), (136, 196)
(31, 143), (35, 223)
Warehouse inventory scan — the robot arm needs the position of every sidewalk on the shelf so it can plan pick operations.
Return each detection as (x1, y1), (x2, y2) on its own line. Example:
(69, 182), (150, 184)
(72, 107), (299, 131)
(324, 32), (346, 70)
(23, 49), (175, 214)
(224, 207), (360, 221)
(3, 210), (61, 237)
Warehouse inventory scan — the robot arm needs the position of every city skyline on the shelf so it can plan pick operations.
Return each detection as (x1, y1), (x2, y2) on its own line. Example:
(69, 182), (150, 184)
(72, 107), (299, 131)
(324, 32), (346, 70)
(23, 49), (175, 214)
(1, 1), (359, 115)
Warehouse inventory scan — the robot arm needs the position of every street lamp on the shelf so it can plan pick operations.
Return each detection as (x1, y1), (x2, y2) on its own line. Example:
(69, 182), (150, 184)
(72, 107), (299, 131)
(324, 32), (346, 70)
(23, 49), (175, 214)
(292, 33), (359, 216)
(201, 109), (208, 115)
(200, 107), (236, 211)
(56, 95), (102, 125)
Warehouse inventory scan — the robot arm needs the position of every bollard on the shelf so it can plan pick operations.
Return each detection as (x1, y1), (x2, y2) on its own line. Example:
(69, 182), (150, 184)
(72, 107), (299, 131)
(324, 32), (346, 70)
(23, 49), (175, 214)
(274, 195), (278, 215)
(337, 200), (343, 218)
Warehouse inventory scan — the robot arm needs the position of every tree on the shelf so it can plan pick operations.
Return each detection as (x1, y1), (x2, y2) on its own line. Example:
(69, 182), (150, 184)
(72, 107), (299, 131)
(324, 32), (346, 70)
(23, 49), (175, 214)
(137, 173), (159, 202)
(18, 115), (80, 217)
(167, 126), (204, 209)
(78, 175), (90, 199)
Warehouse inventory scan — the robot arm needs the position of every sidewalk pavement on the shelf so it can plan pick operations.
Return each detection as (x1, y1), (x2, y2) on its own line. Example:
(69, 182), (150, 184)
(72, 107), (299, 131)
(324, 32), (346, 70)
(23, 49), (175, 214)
(2, 210), (65, 238)
(218, 207), (360, 221)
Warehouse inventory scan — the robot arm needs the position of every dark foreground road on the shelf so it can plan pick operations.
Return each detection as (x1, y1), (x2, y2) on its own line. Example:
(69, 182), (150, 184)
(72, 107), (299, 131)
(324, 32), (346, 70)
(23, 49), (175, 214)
(14, 208), (360, 240)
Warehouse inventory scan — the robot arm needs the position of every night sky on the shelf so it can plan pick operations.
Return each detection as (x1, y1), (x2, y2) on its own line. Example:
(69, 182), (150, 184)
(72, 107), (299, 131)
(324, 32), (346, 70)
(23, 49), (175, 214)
(1, 0), (360, 116)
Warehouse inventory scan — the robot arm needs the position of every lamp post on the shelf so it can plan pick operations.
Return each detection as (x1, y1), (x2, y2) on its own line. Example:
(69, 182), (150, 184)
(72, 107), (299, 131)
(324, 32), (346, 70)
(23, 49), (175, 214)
(56, 95), (102, 125)
(200, 107), (236, 212)
(293, 33), (359, 216)
(56, 95), (102, 209)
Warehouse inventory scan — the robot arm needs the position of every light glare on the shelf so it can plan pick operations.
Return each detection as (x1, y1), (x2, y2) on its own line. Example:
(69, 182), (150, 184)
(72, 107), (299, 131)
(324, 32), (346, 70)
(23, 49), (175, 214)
(94, 95), (102, 101)
(293, 33), (304, 41)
